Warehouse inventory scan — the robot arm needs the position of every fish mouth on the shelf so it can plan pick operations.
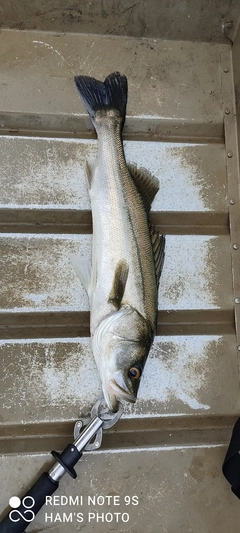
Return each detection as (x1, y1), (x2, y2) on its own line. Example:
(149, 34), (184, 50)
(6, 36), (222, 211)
(109, 372), (136, 404)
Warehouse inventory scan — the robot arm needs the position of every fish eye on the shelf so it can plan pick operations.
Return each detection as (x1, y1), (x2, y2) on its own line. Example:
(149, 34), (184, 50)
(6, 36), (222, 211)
(128, 365), (141, 380)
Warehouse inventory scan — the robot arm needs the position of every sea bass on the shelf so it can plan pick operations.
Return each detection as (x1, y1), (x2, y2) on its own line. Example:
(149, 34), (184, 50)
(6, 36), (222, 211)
(73, 72), (165, 411)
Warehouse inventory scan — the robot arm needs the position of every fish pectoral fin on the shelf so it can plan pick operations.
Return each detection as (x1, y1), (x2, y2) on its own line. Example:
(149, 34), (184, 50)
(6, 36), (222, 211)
(108, 260), (129, 309)
(70, 253), (91, 294)
(149, 228), (166, 289)
(128, 163), (159, 212)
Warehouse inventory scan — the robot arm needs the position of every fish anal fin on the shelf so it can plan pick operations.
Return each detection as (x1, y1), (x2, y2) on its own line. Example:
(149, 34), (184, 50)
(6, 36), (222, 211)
(108, 260), (129, 309)
(128, 163), (159, 212)
(85, 157), (96, 188)
(149, 227), (166, 289)
(70, 253), (91, 294)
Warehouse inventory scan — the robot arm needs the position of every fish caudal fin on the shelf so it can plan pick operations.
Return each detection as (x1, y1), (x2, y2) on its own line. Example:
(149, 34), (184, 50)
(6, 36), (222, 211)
(74, 72), (128, 125)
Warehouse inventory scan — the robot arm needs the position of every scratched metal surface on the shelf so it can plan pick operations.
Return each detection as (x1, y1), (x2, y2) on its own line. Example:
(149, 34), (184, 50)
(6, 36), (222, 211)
(0, 0), (239, 43)
(0, 22), (240, 533)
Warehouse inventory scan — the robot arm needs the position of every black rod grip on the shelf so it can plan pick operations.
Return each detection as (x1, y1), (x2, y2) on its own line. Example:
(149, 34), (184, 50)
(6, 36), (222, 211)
(51, 444), (82, 478)
(0, 472), (58, 533)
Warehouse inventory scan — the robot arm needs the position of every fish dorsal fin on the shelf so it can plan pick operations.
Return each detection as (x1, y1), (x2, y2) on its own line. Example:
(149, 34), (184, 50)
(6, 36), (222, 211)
(149, 227), (166, 289)
(108, 259), (129, 309)
(128, 163), (159, 212)
(70, 254), (91, 295)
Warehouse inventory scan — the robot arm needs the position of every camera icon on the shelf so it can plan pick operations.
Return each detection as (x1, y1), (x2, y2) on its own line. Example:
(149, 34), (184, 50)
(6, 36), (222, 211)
(9, 495), (35, 523)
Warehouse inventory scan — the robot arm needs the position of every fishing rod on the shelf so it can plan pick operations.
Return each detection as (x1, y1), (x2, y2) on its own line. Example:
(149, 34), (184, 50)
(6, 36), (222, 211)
(0, 398), (123, 533)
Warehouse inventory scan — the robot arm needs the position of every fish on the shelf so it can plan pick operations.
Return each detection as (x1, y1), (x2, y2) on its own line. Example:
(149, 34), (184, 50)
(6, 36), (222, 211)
(73, 71), (165, 411)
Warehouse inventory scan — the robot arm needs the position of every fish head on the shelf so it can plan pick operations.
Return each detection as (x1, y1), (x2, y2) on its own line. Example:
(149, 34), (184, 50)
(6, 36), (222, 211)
(104, 340), (150, 412)
(93, 306), (154, 412)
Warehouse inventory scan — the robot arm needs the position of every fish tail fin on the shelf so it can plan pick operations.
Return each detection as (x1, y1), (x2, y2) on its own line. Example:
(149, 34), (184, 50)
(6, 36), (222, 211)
(74, 72), (128, 126)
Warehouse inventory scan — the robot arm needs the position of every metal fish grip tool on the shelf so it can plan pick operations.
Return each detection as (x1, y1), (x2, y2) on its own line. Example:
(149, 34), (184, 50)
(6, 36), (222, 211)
(0, 397), (123, 533)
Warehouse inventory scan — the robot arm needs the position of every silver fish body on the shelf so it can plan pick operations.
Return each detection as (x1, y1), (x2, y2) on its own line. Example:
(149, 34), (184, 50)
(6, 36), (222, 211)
(74, 73), (165, 411)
